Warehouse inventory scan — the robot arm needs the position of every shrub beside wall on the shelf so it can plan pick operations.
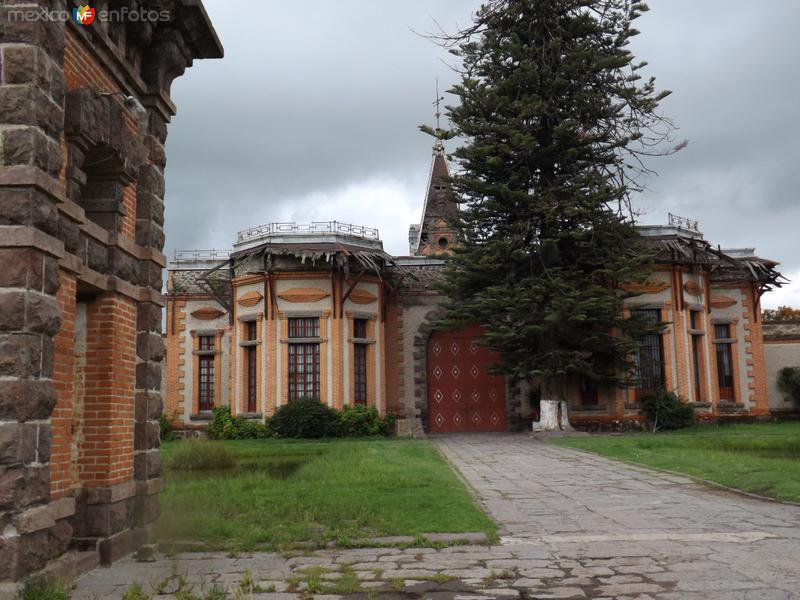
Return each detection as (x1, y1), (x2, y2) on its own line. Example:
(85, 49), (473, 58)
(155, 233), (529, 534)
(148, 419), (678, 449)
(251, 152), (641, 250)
(640, 390), (695, 431)
(206, 401), (396, 440)
(207, 406), (271, 440)
(778, 367), (800, 406)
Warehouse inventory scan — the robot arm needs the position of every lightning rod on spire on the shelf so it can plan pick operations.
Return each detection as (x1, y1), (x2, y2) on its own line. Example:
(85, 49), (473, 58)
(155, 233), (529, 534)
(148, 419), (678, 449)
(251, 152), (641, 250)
(432, 78), (444, 132)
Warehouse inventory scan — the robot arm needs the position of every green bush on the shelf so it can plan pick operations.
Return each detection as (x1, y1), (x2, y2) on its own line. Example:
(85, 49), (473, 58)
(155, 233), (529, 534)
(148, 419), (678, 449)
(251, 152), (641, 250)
(19, 576), (70, 600)
(207, 406), (270, 440)
(270, 398), (340, 439)
(778, 367), (800, 405)
(159, 414), (175, 442)
(338, 405), (396, 437)
(167, 440), (235, 470)
(338, 405), (383, 436)
(640, 390), (695, 431)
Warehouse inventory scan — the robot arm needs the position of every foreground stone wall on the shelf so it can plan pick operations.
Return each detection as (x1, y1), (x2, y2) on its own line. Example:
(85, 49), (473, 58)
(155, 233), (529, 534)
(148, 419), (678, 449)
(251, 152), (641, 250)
(0, 0), (222, 590)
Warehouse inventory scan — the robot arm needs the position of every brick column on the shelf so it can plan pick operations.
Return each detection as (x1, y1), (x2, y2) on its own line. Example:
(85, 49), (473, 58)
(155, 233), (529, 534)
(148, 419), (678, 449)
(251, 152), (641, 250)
(72, 294), (138, 565)
(0, 3), (68, 586)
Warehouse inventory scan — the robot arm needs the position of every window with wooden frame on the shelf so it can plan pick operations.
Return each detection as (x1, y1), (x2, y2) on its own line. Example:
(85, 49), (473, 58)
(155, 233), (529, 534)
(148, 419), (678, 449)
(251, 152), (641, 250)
(288, 317), (320, 401)
(353, 318), (367, 339)
(714, 323), (735, 401)
(352, 318), (369, 405)
(632, 309), (665, 399)
(243, 320), (258, 413)
(288, 316), (319, 338)
(689, 310), (704, 402)
(580, 378), (599, 406)
(197, 335), (215, 411)
(353, 344), (367, 405)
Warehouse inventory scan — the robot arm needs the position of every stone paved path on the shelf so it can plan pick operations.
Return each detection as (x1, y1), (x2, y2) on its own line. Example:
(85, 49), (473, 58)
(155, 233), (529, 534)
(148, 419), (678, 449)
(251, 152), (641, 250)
(72, 434), (800, 599)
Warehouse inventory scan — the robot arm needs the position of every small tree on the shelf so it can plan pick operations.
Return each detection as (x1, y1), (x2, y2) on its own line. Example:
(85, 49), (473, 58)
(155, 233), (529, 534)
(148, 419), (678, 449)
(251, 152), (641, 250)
(640, 390), (695, 432)
(427, 0), (683, 419)
(778, 367), (800, 406)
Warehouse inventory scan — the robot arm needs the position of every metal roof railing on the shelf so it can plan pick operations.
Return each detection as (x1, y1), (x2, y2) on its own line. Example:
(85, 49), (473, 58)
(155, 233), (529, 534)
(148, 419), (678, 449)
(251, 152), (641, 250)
(173, 249), (231, 262)
(236, 221), (380, 244)
(668, 213), (700, 232)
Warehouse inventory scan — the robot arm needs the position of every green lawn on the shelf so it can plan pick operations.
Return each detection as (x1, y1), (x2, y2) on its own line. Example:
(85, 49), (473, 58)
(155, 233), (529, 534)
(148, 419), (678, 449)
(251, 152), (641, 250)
(158, 438), (496, 550)
(553, 421), (800, 503)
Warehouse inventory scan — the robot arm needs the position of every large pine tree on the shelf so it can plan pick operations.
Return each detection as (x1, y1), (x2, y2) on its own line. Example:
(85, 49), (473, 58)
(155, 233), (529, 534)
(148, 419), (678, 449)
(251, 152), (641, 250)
(431, 1), (682, 402)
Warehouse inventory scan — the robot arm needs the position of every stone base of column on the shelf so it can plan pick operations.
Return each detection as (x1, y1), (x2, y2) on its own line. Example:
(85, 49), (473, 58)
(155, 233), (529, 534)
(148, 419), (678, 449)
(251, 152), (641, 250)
(72, 481), (139, 566)
(395, 417), (426, 438)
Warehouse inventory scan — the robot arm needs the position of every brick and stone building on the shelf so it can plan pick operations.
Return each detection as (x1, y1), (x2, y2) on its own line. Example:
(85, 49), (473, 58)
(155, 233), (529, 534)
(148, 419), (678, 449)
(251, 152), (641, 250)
(165, 142), (786, 435)
(0, 0), (221, 590)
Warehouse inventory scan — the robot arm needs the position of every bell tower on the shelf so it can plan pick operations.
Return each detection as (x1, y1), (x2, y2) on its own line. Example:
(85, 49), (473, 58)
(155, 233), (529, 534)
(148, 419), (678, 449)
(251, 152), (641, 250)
(409, 140), (458, 256)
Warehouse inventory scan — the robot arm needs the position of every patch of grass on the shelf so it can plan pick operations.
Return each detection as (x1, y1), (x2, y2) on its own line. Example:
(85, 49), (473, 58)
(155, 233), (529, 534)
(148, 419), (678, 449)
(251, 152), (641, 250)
(320, 566), (361, 595)
(19, 577), (70, 600)
(121, 583), (149, 600)
(553, 421), (800, 502)
(167, 439), (235, 471)
(421, 573), (454, 584)
(233, 570), (264, 597)
(158, 438), (496, 550)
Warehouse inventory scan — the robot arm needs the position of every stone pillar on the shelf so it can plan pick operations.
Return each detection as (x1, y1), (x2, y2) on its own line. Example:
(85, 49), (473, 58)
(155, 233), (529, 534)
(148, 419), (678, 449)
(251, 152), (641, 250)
(132, 111), (170, 548)
(0, 2), (67, 588)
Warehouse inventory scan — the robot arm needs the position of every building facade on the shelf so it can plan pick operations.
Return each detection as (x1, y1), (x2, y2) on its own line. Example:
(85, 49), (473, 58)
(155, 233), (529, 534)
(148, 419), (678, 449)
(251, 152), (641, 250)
(0, 0), (221, 588)
(165, 142), (786, 435)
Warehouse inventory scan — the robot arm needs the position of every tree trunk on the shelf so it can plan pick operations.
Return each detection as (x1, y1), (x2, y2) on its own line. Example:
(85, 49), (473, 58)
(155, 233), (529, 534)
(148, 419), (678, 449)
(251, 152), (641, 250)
(532, 378), (574, 432)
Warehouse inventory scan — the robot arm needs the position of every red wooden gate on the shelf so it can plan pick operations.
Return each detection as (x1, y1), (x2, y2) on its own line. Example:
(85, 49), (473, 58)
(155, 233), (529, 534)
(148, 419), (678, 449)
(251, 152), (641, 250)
(427, 326), (507, 433)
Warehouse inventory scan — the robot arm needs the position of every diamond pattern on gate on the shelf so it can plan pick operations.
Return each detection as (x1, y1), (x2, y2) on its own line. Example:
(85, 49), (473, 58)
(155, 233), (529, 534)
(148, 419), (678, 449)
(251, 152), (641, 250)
(427, 329), (507, 433)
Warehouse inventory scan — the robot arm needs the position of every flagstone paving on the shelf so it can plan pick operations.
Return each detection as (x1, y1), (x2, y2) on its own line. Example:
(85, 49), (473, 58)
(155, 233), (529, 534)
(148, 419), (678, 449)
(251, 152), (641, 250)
(72, 434), (800, 599)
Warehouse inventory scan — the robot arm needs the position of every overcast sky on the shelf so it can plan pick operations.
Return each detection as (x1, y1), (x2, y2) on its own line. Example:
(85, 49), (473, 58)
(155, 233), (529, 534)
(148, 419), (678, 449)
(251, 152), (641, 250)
(164, 0), (800, 308)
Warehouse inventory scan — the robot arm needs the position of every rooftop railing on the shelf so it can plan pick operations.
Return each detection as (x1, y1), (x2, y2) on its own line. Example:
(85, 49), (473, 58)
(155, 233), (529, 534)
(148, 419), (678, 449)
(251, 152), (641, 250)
(173, 249), (231, 262)
(668, 212), (700, 232)
(236, 221), (380, 244)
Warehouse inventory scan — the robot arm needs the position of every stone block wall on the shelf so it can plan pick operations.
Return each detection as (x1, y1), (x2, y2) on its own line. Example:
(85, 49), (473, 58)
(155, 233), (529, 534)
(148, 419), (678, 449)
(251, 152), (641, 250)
(0, 0), (221, 590)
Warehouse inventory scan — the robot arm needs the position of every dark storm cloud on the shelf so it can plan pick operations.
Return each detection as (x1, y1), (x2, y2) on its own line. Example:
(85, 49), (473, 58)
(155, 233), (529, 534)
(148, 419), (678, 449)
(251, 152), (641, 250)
(164, 0), (800, 306)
